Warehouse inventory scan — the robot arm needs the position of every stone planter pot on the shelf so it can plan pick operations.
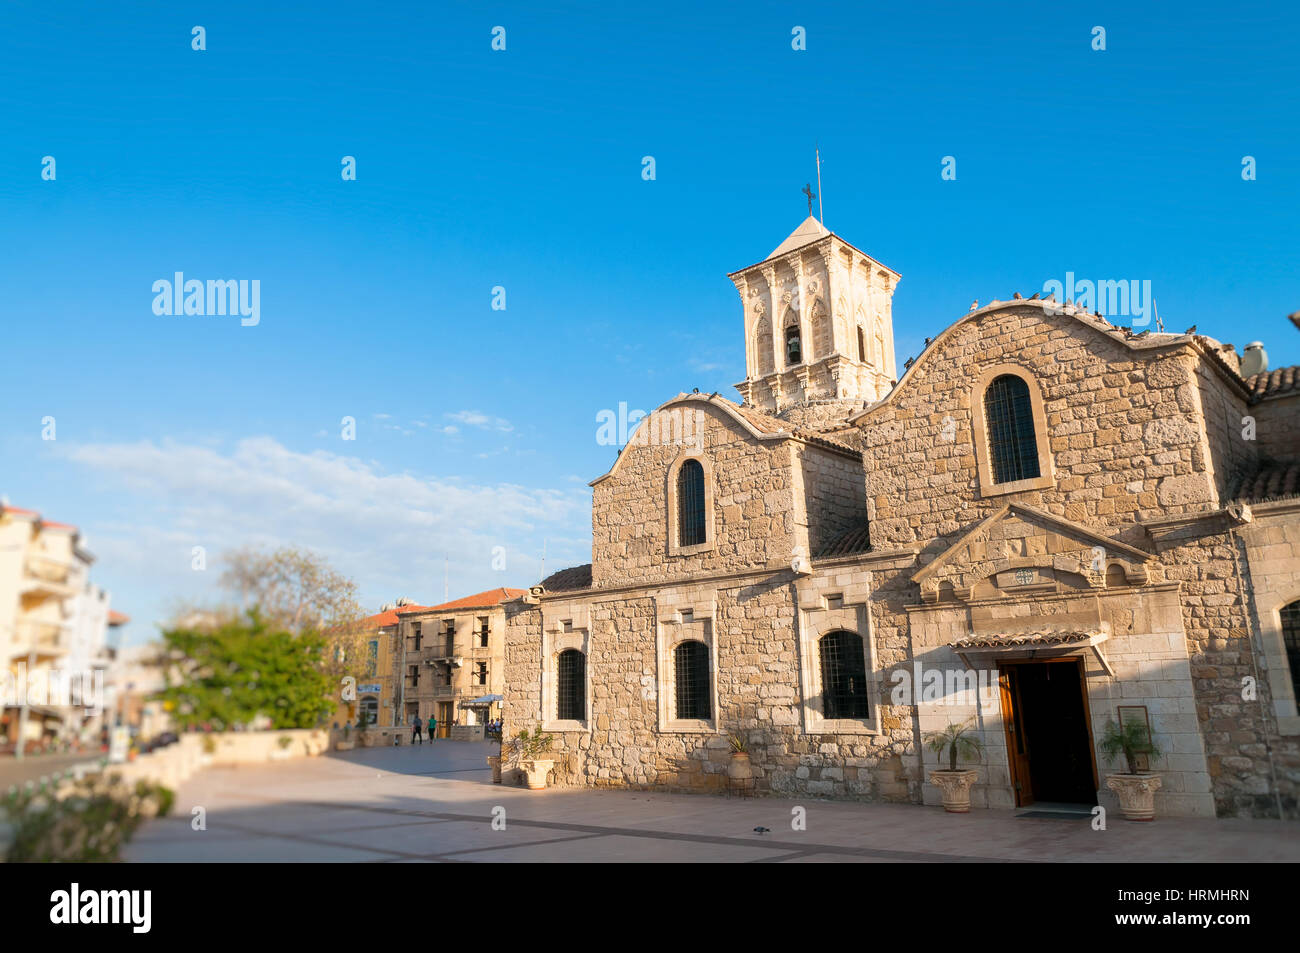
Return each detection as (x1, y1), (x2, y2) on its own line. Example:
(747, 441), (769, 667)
(928, 769), (979, 813)
(519, 758), (554, 790)
(335, 739), (354, 751)
(728, 751), (754, 792)
(1106, 773), (1162, 821)
(486, 755), (503, 784)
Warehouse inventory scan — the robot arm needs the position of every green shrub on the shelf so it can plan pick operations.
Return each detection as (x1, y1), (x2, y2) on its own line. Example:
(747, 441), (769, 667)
(0, 773), (174, 863)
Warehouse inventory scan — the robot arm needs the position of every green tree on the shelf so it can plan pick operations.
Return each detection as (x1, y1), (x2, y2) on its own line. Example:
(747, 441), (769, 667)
(158, 612), (335, 730)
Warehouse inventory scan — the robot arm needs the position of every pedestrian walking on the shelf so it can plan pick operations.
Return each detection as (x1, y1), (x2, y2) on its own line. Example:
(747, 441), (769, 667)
(411, 714), (423, 745)
(427, 714), (437, 743)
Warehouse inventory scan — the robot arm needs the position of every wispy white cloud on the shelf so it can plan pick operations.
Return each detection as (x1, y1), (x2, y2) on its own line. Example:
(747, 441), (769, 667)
(60, 436), (590, 630)
(446, 410), (514, 433)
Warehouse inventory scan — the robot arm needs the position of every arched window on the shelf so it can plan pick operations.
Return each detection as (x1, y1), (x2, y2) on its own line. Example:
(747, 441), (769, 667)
(1283, 601), (1300, 692)
(857, 325), (867, 362)
(677, 459), (706, 547)
(984, 374), (1042, 484)
(556, 649), (585, 721)
(812, 303), (832, 358)
(819, 630), (869, 719)
(360, 695), (379, 724)
(785, 325), (802, 365)
(674, 640), (711, 720)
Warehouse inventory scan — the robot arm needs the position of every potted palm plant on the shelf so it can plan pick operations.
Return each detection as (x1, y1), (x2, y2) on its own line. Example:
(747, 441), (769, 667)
(511, 725), (556, 790)
(271, 735), (294, 761)
(925, 720), (983, 813)
(725, 732), (753, 792)
(1100, 719), (1163, 821)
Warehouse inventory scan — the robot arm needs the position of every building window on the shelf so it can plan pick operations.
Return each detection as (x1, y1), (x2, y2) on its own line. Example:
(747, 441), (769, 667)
(476, 617), (489, 647)
(360, 695), (378, 724)
(442, 619), (455, 655)
(857, 325), (866, 362)
(473, 661), (488, 686)
(819, 630), (869, 719)
(1283, 601), (1300, 693)
(677, 459), (706, 547)
(785, 325), (802, 365)
(409, 622), (422, 652)
(674, 640), (712, 720)
(557, 649), (585, 721)
(407, 664), (420, 688)
(984, 374), (1041, 484)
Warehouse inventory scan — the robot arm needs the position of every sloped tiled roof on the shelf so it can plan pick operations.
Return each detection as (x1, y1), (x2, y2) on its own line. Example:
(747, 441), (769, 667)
(422, 587), (528, 613)
(1244, 365), (1300, 401)
(951, 628), (1103, 650)
(1230, 460), (1300, 504)
(540, 564), (592, 593)
(813, 522), (872, 559)
(362, 604), (432, 628)
(715, 395), (859, 455)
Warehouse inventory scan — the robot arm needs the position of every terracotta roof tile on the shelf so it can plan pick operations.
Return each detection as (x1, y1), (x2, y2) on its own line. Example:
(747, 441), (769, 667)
(1244, 365), (1300, 401)
(813, 522), (872, 559)
(540, 564), (592, 593)
(422, 588), (529, 613)
(951, 628), (1103, 649)
(1230, 460), (1300, 504)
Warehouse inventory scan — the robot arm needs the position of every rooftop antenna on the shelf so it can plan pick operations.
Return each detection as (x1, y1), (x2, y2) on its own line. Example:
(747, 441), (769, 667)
(815, 145), (824, 225)
(1153, 298), (1164, 333)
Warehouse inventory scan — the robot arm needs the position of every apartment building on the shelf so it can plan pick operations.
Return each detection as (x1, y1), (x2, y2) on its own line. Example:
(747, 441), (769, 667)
(395, 588), (525, 737)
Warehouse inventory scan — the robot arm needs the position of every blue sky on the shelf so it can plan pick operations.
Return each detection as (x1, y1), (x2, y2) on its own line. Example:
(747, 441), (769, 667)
(2, 1), (1297, 645)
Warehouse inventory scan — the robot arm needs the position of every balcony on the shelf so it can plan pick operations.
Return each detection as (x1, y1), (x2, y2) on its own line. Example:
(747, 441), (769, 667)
(432, 685), (455, 699)
(21, 554), (76, 599)
(10, 620), (66, 658)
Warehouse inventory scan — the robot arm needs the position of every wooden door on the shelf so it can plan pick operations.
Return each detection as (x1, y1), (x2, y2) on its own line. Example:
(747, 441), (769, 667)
(999, 666), (1034, 806)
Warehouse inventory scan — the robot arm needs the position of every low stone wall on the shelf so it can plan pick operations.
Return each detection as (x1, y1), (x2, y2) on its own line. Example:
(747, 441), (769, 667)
(105, 729), (329, 790)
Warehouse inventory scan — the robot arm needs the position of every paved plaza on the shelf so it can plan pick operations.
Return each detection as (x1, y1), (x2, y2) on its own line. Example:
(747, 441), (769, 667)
(124, 741), (1300, 863)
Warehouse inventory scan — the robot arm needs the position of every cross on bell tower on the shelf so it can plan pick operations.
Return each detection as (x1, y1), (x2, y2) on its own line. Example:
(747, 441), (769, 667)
(802, 183), (816, 217)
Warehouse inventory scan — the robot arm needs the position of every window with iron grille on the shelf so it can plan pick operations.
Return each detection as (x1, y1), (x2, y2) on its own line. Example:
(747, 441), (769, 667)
(407, 664), (420, 688)
(477, 616), (489, 647)
(674, 640), (711, 720)
(409, 622), (422, 652)
(1283, 601), (1300, 694)
(677, 459), (706, 547)
(785, 325), (802, 365)
(474, 661), (488, 686)
(819, 630), (869, 719)
(442, 619), (455, 655)
(557, 649), (585, 721)
(983, 374), (1041, 484)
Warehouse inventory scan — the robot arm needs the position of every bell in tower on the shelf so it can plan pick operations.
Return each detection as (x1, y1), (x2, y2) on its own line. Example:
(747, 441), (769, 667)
(727, 216), (901, 428)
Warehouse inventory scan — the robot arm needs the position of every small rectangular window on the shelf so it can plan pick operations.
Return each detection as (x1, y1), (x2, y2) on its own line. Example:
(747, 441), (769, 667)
(826, 594), (843, 610)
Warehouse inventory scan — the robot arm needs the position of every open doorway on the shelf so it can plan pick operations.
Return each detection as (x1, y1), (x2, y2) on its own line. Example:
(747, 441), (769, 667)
(999, 659), (1098, 807)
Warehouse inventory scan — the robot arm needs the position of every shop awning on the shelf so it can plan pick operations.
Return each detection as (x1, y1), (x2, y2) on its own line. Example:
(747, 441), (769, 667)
(461, 694), (503, 706)
(949, 627), (1113, 676)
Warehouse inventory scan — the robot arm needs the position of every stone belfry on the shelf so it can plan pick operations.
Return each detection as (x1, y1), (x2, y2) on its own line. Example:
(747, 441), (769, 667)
(728, 216), (900, 428)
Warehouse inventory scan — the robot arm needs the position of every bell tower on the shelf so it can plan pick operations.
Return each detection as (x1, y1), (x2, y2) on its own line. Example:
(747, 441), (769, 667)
(727, 217), (900, 426)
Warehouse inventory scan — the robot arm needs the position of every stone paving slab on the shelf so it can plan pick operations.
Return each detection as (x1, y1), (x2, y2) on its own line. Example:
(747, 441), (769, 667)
(123, 741), (1300, 863)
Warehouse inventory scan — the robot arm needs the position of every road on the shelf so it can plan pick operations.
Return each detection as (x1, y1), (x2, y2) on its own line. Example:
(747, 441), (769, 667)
(0, 752), (102, 791)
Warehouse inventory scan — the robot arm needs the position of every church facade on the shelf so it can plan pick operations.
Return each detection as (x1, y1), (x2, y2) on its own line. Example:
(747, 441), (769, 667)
(501, 218), (1300, 819)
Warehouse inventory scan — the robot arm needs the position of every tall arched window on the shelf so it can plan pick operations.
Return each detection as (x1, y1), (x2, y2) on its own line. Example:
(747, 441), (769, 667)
(785, 325), (802, 365)
(677, 459), (706, 546)
(674, 640), (711, 720)
(1283, 601), (1300, 692)
(819, 630), (869, 719)
(857, 325), (867, 362)
(984, 374), (1042, 484)
(754, 314), (773, 376)
(556, 649), (586, 721)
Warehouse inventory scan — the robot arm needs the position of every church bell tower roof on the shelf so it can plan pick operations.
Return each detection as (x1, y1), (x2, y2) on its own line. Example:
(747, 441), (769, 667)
(765, 215), (830, 261)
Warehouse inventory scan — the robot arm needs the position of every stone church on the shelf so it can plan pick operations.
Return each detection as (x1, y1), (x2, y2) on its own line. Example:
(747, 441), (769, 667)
(501, 216), (1300, 819)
